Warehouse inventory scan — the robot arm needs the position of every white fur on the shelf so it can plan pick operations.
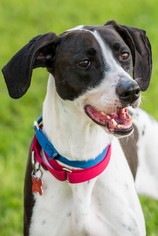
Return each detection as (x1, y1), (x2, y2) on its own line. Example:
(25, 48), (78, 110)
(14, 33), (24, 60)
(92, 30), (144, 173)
(132, 108), (158, 199)
(30, 138), (145, 236)
(66, 25), (84, 31)
(29, 30), (147, 236)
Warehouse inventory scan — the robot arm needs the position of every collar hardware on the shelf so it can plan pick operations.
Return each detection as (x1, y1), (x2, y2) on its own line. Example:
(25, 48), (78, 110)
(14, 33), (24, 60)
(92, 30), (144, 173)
(32, 116), (112, 184)
(31, 150), (43, 195)
(62, 167), (72, 183)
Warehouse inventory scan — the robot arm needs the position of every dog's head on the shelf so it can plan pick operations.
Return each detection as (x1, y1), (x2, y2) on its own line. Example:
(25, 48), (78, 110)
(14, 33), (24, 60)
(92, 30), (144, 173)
(2, 20), (152, 136)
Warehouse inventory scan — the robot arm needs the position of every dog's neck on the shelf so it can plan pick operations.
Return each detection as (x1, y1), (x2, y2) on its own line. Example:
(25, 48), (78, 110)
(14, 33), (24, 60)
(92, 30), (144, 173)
(42, 75), (112, 161)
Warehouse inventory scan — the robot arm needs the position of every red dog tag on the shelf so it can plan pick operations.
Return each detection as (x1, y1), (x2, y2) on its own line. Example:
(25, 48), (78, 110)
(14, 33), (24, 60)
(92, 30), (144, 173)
(32, 176), (43, 196)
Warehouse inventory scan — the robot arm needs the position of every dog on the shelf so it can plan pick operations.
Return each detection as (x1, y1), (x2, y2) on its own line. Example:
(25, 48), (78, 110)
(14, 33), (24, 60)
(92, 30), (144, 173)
(2, 20), (158, 236)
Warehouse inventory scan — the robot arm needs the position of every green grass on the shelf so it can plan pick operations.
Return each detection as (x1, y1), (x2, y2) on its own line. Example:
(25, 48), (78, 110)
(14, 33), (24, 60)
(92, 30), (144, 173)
(0, 0), (158, 235)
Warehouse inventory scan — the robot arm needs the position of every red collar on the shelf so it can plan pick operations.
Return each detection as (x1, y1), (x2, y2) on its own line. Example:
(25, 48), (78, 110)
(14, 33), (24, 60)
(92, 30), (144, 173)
(32, 135), (111, 184)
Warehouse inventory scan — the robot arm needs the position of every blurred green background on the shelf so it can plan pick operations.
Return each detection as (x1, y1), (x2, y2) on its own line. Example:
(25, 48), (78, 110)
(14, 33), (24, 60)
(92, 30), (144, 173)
(0, 0), (158, 235)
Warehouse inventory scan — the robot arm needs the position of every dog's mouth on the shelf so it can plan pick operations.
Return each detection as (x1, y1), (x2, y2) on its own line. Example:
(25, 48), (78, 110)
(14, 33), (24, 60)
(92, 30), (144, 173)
(85, 105), (133, 136)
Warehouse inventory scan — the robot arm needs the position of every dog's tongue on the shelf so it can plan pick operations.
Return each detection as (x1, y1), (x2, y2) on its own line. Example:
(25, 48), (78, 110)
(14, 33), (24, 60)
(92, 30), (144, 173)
(85, 106), (132, 132)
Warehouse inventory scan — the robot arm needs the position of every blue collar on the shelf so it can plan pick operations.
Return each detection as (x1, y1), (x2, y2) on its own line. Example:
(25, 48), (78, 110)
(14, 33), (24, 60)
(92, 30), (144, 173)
(34, 116), (110, 169)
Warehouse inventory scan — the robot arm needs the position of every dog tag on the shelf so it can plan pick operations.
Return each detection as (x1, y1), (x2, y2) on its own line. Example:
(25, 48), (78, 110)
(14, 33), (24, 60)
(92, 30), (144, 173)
(32, 176), (43, 196)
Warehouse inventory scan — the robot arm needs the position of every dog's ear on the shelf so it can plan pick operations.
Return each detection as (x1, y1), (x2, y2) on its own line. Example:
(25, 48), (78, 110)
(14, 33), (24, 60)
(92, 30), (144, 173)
(105, 20), (152, 91)
(2, 32), (58, 98)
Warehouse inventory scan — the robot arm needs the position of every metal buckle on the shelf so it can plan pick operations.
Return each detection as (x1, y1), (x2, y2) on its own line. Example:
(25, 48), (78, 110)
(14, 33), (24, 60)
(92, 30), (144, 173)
(31, 151), (43, 179)
(34, 120), (39, 130)
(63, 167), (72, 183)
(31, 151), (43, 195)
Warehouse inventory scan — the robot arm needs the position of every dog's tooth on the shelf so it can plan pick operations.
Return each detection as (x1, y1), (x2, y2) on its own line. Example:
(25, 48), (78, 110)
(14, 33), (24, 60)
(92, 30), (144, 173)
(101, 111), (106, 116)
(106, 115), (111, 120)
(117, 124), (123, 128)
(111, 119), (117, 127)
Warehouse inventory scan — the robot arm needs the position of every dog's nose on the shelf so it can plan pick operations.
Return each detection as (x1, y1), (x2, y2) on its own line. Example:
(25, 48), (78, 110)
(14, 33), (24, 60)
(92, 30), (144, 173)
(116, 80), (140, 104)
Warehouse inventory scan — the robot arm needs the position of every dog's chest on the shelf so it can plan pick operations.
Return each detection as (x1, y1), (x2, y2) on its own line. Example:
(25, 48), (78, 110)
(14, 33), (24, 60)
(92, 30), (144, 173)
(29, 140), (145, 236)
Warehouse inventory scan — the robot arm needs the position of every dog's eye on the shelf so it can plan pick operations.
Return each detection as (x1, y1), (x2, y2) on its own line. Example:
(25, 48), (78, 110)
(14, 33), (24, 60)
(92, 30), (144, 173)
(78, 60), (91, 68)
(120, 52), (130, 61)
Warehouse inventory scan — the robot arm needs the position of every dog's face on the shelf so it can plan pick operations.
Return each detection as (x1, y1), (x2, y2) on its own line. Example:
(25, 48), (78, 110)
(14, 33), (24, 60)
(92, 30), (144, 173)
(51, 26), (140, 136)
(50, 27), (140, 135)
(2, 21), (152, 136)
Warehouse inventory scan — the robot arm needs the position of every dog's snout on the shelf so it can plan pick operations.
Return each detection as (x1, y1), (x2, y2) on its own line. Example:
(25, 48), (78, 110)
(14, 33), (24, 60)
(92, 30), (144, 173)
(116, 80), (140, 104)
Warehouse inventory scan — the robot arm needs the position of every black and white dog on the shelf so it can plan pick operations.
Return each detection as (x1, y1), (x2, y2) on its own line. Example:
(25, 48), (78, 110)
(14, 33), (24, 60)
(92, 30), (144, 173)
(2, 20), (158, 236)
